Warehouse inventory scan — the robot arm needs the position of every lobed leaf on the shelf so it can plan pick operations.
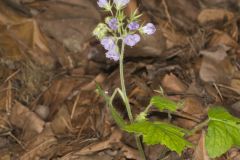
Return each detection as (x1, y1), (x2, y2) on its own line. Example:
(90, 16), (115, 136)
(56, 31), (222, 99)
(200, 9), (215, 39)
(150, 96), (180, 112)
(206, 107), (240, 158)
(124, 120), (191, 154)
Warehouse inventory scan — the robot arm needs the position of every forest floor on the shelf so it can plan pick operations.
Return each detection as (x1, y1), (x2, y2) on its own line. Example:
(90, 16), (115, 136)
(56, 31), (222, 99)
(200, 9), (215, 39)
(0, 0), (240, 159)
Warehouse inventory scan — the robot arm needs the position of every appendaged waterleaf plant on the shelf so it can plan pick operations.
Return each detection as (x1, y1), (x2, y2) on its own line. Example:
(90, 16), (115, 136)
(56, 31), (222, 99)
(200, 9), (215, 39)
(93, 0), (240, 159)
(93, 0), (191, 159)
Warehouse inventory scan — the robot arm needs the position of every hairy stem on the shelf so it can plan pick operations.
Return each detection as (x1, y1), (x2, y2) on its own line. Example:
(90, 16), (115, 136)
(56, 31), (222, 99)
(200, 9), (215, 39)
(190, 119), (209, 135)
(119, 41), (146, 160)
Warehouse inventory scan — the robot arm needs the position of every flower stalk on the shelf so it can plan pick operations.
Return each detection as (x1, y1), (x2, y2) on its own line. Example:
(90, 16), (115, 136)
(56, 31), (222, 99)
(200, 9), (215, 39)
(119, 40), (146, 160)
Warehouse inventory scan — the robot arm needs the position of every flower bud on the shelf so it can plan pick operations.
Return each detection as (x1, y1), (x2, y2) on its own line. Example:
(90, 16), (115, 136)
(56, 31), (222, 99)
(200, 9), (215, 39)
(93, 23), (109, 39)
(128, 21), (140, 31)
(107, 18), (118, 31)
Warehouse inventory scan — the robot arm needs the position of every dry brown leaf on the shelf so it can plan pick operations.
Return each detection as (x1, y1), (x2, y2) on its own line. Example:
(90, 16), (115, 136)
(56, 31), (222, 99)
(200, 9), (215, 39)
(228, 148), (240, 160)
(51, 104), (71, 134)
(81, 73), (106, 91)
(231, 101), (240, 118)
(199, 45), (235, 84)
(76, 128), (122, 155)
(209, 30), (239, 48)
(0, 114), (10, 134)
(198, 8), (234, 25)
(125, 0), (137, 15)
(230, 79), (240, 94)
(176, 97), (206, 129)
(41, 78), (81, 118)
(0, 1), (24, 24)
(193, 131), (210, 160)
(161, 26), (188, 49)
(0, 154), (11, 160)
(182, 97), (206, 117)
(143, 0), (200, 33)
(161, 73), (188, 93)
(145, 145), (168, 160)
(19, 123), (57, 160)
(33, 0), (100, 54)
(0, 2), (55, 68)
(121, 143), (141, 160)
(59, 154), (113, 160)
(125, 28), (166, 57)
(10, 101), (45, 140)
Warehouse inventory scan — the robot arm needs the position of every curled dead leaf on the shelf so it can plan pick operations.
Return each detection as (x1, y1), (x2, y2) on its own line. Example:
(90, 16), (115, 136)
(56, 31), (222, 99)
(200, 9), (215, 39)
(198, 8), (234, 25)
(162, 73), (188, 93)
(10, 101), (45, 136)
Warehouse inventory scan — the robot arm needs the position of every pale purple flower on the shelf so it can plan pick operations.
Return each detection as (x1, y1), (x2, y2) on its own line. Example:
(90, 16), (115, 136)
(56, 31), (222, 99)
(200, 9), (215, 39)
(97, 0), (108, 8)
(100, 37), (115, 51)
(128, 22), (140, 31)
(142, 23), (156, 35)
(114, 0), (129, 8)
(108, 18), (118, 31)
(124, 34), (141, 47)
(106, 49), (119, 61)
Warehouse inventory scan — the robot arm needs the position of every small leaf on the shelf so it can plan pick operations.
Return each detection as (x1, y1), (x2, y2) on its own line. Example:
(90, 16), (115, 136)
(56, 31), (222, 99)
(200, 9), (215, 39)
(135, 112), (147, 122)
(150, 96), (179, 112)
(124, 120), (191, 154)
(95, 83), (110, 103)
(96, 84), (126, 128)
(206, 107), (240, 158)
(110, 105), (127, 128)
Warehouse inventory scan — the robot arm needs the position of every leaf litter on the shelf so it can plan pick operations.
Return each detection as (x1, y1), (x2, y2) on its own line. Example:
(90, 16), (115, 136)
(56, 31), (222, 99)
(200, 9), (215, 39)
(0, 0), (240, 159)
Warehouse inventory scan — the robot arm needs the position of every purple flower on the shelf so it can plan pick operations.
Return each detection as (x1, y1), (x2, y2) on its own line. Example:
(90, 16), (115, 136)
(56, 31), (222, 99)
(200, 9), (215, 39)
(100, 37), (115, 51)
(106, 49), (119, 61)
(97, 0), (108, 8)
(108, 18), (118, 31)
(127, 22), (140, 31)
(124, 34), (141, 47)
(142, 23), (156, 35)
(114, 0), (129, 8)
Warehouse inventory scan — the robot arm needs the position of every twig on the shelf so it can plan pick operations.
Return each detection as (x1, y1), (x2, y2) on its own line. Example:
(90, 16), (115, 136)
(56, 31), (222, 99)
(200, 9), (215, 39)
(0, 131), (26, 150)
(71, 93), (80, 119)
(4, 69), (20, 83)
(162, 0), (174, 31)
(213, 83), (223, 101)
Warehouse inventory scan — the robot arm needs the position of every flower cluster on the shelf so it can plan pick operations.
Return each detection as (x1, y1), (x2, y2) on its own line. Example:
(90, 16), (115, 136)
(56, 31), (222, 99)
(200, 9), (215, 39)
(93, 0), (156, 61)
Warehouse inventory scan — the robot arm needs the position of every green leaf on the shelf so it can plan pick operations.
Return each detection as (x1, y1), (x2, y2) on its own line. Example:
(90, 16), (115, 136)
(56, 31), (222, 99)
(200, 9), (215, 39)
(150, 96), (180, 112)
(206, 107), (240, 158)
(124, 120), (191, 154)
(208, 107), (240, 122)
(95, 83), (110, 103)
(110, 105), (127, 128)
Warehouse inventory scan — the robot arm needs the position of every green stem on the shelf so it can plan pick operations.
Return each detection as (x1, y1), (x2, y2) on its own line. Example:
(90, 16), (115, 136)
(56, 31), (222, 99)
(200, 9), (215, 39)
(119, 43), (133, 121)
(144, 104), (152, 113)
(119, 41), (146, 160)
(189, 119), (209, 135)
